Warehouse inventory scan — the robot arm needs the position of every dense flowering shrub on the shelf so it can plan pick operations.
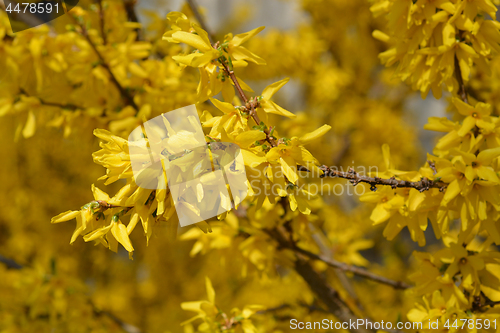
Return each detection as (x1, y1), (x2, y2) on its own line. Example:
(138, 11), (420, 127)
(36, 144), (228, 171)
(1, 0), (500, 331)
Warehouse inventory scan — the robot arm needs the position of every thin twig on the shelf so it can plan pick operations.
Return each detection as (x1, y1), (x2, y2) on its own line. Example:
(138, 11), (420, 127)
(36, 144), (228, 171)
(308, 223), (366, 311)
(19, 88), (80, 110)
(320, 166), (447, 192)
(427, 160), (437, 175)
(261, 227), (410, 290)
(267, 227), (374, 333)
(97, 0), (106, 44)
(71, 14), (139, 111)
(0, 255), (23, 269)
(218, 58), (278, 147)
(454, 55), (468, 104)
(293, 246), (411, 289)
(454, 46), (482, 141)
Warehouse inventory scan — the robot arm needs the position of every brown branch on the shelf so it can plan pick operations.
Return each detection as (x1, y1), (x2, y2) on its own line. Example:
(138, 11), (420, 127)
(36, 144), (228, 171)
(186, 0), (216, 42)
(97, 0), (106, 44)
(293, 246), (411, 289)
(2, 33), (14, 41)
(294, 260), (371, 331)
(261, 225), (410, 290)
(218, 59), (278, 147)
(267, 227), (374, 333)
(454, 31), (468, 104)
(226, 66), (248, 103)
(71, 14), (139, 111)
(454, 34), (483, 141)
(320, 166), (447, 192)
(123, 0), (142, 41)
(308, 223), (365, 311)
(19, 88), (80, 111)
(454, 55), (468, 104)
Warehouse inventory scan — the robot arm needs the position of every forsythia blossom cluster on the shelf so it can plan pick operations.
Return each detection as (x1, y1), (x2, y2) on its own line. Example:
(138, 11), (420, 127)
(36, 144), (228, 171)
(371, 0), (500, 98)
(370, 0), (500, 329)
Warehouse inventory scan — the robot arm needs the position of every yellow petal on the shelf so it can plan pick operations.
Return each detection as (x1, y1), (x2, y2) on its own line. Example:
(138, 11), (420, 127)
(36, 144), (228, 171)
(210, 97), (235, 114)
(127, 213), (140, 235)
(476, 166), (500, 183)
(441, 179), (461, 206)
(382, 144), (391, 170)
(262, 101), (296, 118)
(83, 224), (113, 242)
(235, 130), (267, 148)
(481, 285), (500, 302)
(423, 117), (456, 132)
(93, 128), (128, 149)
(231, 46), (266, 65)
(262, 78), (289, 101)
(457, 116), (476, 137)
(280, 156), (298, 184)
(173, 51), (219, 67)
(22, 111), (36, 138)
(408, 190), (426, 212)
(452, 97), (474, 116)
(51, 210), (80, 223)
(92, 184), (110, 201)
(370, 204), (391, 224)
(111, 222), (134, 252)
(266, 146), (282, 163)
(205, 277), (215, 304)
(231, 26), (265, 47)
(181, 301), (204, 313)
(442, 23), (456, 47)
(221, 81), (235, 102)
(241, 150), (266, 167)
(407, 308), (428, 323)
(299, 125), (331, 145)
(192, 23), (212, 49)
(171, 31), (212, 52)
(128, 62), (148, 78)
(70, 214), (84, 244)
(458, 42), (478, 57)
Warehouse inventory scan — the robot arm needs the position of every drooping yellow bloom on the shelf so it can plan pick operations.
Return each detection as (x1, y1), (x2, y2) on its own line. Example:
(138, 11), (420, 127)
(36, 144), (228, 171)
(223, 26), (267, 66)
